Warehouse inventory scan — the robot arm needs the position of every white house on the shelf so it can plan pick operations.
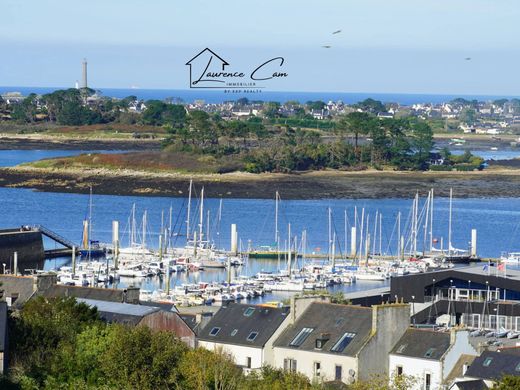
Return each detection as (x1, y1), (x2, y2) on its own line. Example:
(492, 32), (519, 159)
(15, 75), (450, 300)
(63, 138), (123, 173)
(197, 302), (291, 372)
(389, 328), (478, 390)
(272, 302), (410, 385)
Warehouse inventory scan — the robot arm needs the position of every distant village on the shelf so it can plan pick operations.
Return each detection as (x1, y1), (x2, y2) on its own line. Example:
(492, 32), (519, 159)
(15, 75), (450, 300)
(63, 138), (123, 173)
(2, 90), (520, 136)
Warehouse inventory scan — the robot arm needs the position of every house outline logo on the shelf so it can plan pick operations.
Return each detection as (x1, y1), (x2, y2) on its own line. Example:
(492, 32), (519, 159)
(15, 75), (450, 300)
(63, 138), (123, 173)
(185, 48), (230, 88)
(185, 47), (288, 90)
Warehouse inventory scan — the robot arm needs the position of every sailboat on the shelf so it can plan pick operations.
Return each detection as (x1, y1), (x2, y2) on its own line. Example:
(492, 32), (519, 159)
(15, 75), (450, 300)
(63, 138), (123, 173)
(79, 187), (105, 258)
(442, 188), (471, 264)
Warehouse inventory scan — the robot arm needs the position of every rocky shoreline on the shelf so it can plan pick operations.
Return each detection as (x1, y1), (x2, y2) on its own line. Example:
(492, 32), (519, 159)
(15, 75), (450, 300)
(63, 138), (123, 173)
(2, 166), (520, 199)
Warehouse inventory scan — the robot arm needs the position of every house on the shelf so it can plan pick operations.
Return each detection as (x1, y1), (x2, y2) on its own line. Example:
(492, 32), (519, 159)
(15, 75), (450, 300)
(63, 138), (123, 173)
(77, 298), (196, 347)
(0, 302), (7, 374)
(462, 349), (520, 388)
(428, 152), (445, 166)
(198, 302), (292, 372)
(272, 302), (410, 384)
(389, 328), (478, 390)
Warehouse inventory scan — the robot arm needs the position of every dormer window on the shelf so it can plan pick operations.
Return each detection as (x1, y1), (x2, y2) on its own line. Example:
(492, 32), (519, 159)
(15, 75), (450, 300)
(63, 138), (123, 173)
(315, 333), (330, 350)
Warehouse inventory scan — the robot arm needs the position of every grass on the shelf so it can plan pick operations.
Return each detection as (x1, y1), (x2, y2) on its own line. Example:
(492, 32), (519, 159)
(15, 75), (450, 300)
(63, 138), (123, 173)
(24, 151), (245, 174)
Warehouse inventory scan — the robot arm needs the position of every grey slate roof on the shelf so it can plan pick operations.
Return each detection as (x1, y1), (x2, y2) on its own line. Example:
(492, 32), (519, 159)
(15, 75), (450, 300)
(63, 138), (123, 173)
(273, 302), (373, 356)
(450, 379), (488, 390)
(390, 328), (451, 360)
(0, 276), (35, 308)
(77, 298), (159, 325)
(42, 285), (125, 302)
(198, 303), (290, 348)
(465, 350), (520, 380)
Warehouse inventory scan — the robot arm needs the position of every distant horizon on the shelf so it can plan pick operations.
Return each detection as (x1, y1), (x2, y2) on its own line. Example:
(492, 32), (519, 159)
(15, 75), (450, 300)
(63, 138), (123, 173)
(2, 85), (520, 99)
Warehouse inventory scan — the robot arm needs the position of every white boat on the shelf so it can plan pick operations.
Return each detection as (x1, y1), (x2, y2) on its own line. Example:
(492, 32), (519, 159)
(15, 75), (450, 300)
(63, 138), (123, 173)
(500, 252), (520, 264)
(507, 331), (520, 339)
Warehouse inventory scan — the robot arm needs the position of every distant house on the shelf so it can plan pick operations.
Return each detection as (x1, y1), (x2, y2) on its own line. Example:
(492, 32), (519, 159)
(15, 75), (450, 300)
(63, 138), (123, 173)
(389, 329), (478, 390)
(77, 298), (196, 347)
(198, 302), (292, 372)
(428, 152), (445, 166)
(462, 349), (520, 389)
(272, 302), (410, 384)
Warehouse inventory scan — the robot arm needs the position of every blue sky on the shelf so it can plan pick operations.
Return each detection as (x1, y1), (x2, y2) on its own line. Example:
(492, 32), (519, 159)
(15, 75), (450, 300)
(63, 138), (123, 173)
(1, 0), (519, 94)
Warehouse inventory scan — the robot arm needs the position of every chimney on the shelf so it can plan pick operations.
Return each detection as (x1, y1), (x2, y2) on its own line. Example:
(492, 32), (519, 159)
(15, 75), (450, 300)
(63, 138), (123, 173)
(124, 286), (140, 304)
(195, 312), (213, 331)
(33, 273), (58, 293)
(289, 294), (331, 324)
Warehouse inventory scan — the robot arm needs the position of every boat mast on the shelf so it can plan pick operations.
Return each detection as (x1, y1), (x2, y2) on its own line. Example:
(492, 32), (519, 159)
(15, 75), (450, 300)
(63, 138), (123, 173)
(142, 210), (147, 250)
(287, 223), (292, 278)
(131, 203), (136, 247)
(168, 204), (173, 250)
(328, 207), (332, 262)
(448, 187), (453, 256)
(379, 212), (382, 256)
(358, 208), (365, 264)
(186, 179), (192, 246)
(88, 186), (93, 257)
(344, 209), (348, 260)
(199, 187), (204, 245)
(423, 191), (430, 255)
(372, 210), (378, 255)
(413, 193), (418, 256)
(397, 211), (401, 259)
(430, 189), (434, 253)
(275, 191), (279, 246)
(217, 198), (223, 249)
(206, 210), (210, 245)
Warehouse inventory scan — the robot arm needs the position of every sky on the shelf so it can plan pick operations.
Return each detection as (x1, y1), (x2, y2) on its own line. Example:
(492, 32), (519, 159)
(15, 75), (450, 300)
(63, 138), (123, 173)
(1, 0), (520, 95)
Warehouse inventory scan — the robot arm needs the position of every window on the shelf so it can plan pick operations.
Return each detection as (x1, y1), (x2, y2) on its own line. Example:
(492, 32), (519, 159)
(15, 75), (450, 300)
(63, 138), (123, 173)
(290, 327), (314, 346)
(230, 329), (238, 337)
(335, 365), (342, 381)
(244, 307), (255, 317)
(331, 332), (356, 352)
(314, 362), (321, 377)
(209, 327), (220, 336)
(246, 357), (252, 369)
(483, 357), (493, 367)
(284, 358), (297, 372)
(396, 366), (403, 376)
(396, 344), (407, 353)
(425, 373), (431, 390)
(247, 331), (258, 341)
(424, 348), (436, 358)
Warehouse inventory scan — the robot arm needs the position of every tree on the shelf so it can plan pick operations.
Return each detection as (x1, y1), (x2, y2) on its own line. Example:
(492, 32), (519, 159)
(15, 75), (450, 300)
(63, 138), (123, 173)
(100, 326), (187, 390)
(341, 112), (373, 150)
(9, 296), (100, 384)
(306, 101), (326, 111)
(263, 102), (281, 118)
(354, 98), (386, 113)
(409, 121), (434, 169)
(178, 347), (242, 390)
(493, 375), (520, 389)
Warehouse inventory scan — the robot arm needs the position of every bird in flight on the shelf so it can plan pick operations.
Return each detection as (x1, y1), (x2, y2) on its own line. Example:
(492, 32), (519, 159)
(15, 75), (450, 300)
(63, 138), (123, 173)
(322, 45), (332, 48)
(465, 57), (471, 60)
(332, 30), (342, 34)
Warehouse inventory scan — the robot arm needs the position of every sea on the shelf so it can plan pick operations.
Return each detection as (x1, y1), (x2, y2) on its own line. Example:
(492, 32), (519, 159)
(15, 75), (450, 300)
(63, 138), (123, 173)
(1, 86), (519, 105)
(0, 149), (519, 300)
